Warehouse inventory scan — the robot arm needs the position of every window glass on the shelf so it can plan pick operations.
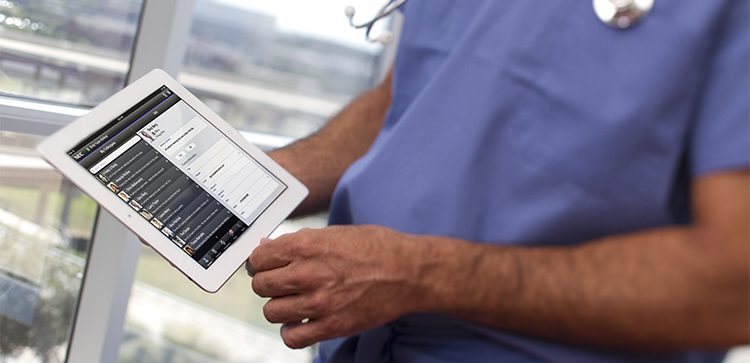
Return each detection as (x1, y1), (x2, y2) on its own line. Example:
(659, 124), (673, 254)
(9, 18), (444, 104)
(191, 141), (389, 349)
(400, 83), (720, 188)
(119, 1), (386, 362)
(0, 0), (143, 106)
(178, 0), (387, 139)
(0, 131), (98, 363)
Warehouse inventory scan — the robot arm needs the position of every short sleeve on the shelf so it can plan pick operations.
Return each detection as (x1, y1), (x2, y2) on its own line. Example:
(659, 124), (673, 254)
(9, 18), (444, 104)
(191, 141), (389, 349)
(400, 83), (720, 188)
(689, 0), (750, 176)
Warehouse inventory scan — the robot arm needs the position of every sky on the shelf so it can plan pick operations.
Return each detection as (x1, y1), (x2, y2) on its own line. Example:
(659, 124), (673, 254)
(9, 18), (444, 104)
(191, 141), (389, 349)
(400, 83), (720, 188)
(216, 0), (389, 52)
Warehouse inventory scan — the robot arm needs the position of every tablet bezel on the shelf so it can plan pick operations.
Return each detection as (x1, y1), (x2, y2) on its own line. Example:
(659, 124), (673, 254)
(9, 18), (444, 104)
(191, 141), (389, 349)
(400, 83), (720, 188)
(37, 69), (308, 292)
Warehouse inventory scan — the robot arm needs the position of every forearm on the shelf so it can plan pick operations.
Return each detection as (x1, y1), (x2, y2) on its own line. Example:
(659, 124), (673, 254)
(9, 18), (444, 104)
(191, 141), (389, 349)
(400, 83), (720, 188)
(269, 71), (392, 217)
(408, 226), (749, 351)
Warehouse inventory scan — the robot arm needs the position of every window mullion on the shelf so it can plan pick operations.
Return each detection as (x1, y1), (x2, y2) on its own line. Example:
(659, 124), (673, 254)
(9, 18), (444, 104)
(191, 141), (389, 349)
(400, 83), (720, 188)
(65, 1), (196, 362)
(127, 0), (195, 82)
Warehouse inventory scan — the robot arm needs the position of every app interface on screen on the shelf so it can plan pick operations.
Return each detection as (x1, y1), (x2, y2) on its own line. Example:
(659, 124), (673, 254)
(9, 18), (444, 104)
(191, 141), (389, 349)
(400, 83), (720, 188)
(68, 86), (286, 269)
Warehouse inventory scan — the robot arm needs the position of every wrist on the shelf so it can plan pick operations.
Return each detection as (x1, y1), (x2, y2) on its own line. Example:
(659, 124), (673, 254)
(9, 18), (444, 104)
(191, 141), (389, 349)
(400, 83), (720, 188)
(267, 148), (292, 172)
(400, 234), (475, 316)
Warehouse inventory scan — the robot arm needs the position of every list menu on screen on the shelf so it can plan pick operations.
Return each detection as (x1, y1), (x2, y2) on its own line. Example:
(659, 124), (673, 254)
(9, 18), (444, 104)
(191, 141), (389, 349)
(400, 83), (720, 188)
(68, 86), (286, 269)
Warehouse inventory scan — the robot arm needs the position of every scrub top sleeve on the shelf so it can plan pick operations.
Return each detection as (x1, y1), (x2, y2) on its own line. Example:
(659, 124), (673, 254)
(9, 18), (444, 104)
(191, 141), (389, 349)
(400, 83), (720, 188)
(689, 0), (750, 177)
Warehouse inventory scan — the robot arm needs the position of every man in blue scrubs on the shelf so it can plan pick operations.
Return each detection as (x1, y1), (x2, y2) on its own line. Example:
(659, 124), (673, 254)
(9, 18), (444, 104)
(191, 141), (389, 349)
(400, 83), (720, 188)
(247, 1), (749, 362)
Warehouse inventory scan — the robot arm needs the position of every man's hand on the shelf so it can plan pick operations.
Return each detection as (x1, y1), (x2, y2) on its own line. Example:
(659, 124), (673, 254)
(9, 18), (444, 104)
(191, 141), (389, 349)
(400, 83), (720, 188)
(247, 225), (429, 349)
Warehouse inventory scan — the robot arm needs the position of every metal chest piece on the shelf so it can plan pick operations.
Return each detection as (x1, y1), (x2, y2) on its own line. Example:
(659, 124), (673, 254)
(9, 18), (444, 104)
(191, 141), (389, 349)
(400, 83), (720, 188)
(593, 0), (654, 29)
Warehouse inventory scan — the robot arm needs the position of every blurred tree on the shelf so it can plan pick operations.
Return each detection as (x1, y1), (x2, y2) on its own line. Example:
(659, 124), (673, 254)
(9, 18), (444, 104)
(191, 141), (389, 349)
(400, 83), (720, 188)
(0, 315), (30, 363)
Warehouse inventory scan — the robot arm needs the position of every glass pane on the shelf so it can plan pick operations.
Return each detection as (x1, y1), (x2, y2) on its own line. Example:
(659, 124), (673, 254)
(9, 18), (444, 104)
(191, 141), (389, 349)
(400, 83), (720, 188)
(178, 0), (387, 139)
(0, 131), (98, 363)
(0, 0), (143, 107)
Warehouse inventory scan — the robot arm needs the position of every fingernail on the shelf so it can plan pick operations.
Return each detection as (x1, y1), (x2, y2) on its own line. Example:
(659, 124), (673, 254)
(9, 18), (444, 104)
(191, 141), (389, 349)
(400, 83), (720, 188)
(260, 237), (272, 245)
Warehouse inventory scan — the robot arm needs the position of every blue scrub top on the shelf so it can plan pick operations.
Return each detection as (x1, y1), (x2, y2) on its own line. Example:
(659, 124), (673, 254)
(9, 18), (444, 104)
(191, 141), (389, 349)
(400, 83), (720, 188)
(319, 1), (750, 362)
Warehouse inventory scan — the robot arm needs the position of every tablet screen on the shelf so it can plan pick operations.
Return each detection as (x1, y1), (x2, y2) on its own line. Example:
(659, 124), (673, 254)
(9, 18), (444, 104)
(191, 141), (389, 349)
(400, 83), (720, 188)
(67, 86), (286, 269)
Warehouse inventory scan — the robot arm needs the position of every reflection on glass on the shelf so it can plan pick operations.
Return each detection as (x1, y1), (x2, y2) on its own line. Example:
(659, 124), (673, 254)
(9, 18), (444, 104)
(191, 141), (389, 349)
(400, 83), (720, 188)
(0, 131), (97, 363)
(0, 0), (143, 106)
(179, 0), (386, 139)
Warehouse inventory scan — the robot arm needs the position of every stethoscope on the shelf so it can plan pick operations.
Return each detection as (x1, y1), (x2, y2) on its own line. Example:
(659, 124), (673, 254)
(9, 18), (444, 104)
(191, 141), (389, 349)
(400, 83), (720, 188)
(345, 0), (405, 44)
(346, 0), (655, 44)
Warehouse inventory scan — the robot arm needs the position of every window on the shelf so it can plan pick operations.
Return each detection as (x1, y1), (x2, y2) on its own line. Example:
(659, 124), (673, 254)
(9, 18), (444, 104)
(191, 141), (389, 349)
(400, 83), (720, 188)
(0, 131), (97, 362)
(117, 1), (387, 362)
(0, 0), (142, 106)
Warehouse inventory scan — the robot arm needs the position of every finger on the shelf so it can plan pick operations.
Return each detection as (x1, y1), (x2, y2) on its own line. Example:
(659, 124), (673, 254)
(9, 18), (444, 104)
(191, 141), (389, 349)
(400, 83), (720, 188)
(262, 294), (326, 324)
(252, 269), (300, 298)
(251, 261), (327, 297)
(245, 253), (259, 277)
(281, 318), (338, 349)
(248, 229), (323, 274)
(247, 238), (292, 274)
(245, 238), (273, 276)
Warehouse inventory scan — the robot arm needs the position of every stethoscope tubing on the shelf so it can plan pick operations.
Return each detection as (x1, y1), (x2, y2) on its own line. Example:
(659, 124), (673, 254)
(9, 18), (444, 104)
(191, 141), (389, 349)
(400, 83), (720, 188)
(346, 0), (406, 43)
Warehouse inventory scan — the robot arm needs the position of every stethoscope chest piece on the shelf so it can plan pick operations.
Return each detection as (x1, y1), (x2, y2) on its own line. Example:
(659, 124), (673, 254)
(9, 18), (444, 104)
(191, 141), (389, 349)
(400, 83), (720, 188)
(593, 0), (654, 29)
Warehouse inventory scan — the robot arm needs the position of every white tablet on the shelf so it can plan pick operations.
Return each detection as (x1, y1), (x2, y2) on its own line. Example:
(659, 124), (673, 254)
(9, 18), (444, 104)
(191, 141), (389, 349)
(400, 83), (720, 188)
(37, 69), (308, 292)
